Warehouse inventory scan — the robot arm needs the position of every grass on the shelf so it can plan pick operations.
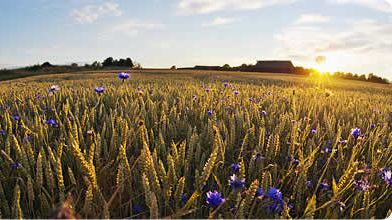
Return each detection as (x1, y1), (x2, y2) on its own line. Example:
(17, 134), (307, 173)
(0, 70), (391, 219)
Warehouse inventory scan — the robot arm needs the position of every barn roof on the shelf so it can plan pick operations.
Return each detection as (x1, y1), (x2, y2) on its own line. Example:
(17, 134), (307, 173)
(255, 60), (294, 68)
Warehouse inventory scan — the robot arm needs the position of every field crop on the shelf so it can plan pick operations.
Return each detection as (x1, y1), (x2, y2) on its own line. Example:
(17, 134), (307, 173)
(0, 70), (391, 219)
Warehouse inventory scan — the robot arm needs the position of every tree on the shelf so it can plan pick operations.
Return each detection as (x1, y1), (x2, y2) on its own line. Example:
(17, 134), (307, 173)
(133, 62), (142, 69)
(171, 65), (177, 70)
(92, 61), (102, 69)
(71, 63), (78, 67)
(102, 57), (114, 67)
(125, 58), (134, 68)
(222, 64), (231, 69)
(117, 59), (125, 66)
(41, 62), (53, 68)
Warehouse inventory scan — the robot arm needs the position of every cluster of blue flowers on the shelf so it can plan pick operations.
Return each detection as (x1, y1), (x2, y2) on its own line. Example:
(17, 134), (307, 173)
(231, 163), (240, 173)
(94, 87), (105, 95)
(118, 72), (130, 81)
(45, 119), (57, 126)
(206, 191), (225, 208)
(48, 85), (60, 95)
(354, 179), (370, 191)
(229, 174), (245, 189)
(351, 128), (361, 139)
(380, 168), (392, 185)
(10, 161), (21, 171)
(266, 187), (285, 214)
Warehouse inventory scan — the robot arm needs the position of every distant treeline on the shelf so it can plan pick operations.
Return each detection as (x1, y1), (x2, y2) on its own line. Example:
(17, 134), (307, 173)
(22, 57), (139, 71)
(179, 64), (390, 84)
(0, 57), (140, 81)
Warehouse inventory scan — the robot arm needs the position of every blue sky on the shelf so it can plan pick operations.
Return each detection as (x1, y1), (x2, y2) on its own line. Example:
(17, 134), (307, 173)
(1, 0), (391, 79)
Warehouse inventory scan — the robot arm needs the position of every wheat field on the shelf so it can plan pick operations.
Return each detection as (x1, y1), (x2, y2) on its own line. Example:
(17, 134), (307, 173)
(0, 70), (391, 219)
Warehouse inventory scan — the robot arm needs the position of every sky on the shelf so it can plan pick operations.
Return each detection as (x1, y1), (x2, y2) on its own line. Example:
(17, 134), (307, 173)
(0, 0), (392, 79)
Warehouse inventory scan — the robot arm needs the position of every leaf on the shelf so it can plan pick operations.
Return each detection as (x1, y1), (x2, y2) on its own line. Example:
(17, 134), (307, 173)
(304, 194), (317, 218)
(332, 178), (338, 196)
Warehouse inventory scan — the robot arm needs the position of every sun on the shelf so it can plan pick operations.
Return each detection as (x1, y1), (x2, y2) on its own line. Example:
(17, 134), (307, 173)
(316, 62), (336, 73)
(313, 55), (340, 74)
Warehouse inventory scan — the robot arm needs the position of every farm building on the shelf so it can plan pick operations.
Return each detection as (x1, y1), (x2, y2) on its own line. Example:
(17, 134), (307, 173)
(254, 60), (295, 73)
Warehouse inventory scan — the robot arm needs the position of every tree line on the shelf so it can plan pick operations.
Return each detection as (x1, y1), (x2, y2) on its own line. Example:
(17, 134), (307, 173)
(185, 63), (389, 84)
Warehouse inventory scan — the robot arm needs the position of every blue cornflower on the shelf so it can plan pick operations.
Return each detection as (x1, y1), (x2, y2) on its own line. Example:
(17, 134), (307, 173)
(249, 97), (254, 102)
(185, 107), (189, 113)
(0, 129), (5, 136)
(94, 87), (105, 95)
(231, 163), (240, 173)
(267, 187), (283, 201)
(351, 128), (361, 139)
(310, 128), (317, 135)
(293, 159), (300, 166)
(137, 86), (142, 91)
(380, 169), (392, 185)
(207, 110), (213, 116)
(255, 153), (264, 161)
(45, 119), (56, 126)
(118, 72), (130, 81)
(266, 187), (285, 214)
(132, 204), (142, 214)
(260, 110), (267, 117)
(319, 181), (329, 190)
(181, 194), (188, 202)
(370, 124), (376, 129)
(206, 191), (225, 207)
(205, 88), (211, 93)
(354, 179), (370, 191)
(10, 162), (21, 171)
(48, 85), (60, 94)
(223, 82), (229, 87)
(229, 174), (245, 189)
(256, 187), (264, 198)
(306, 180), (313, 188)
(12, 115), (20, 121)
(234, 91), (239, 95)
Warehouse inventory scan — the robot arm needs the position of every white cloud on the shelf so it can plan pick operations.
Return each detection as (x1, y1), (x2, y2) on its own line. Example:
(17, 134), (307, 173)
(274, 18), (392, 77)
(71, 2), (123, 24)
(294, 14), (331, 24)
(99, 19), (165, 39)
(328, 0), (392, 13)
(176, 0), (297, 15)
(202, 17), (240, 27)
